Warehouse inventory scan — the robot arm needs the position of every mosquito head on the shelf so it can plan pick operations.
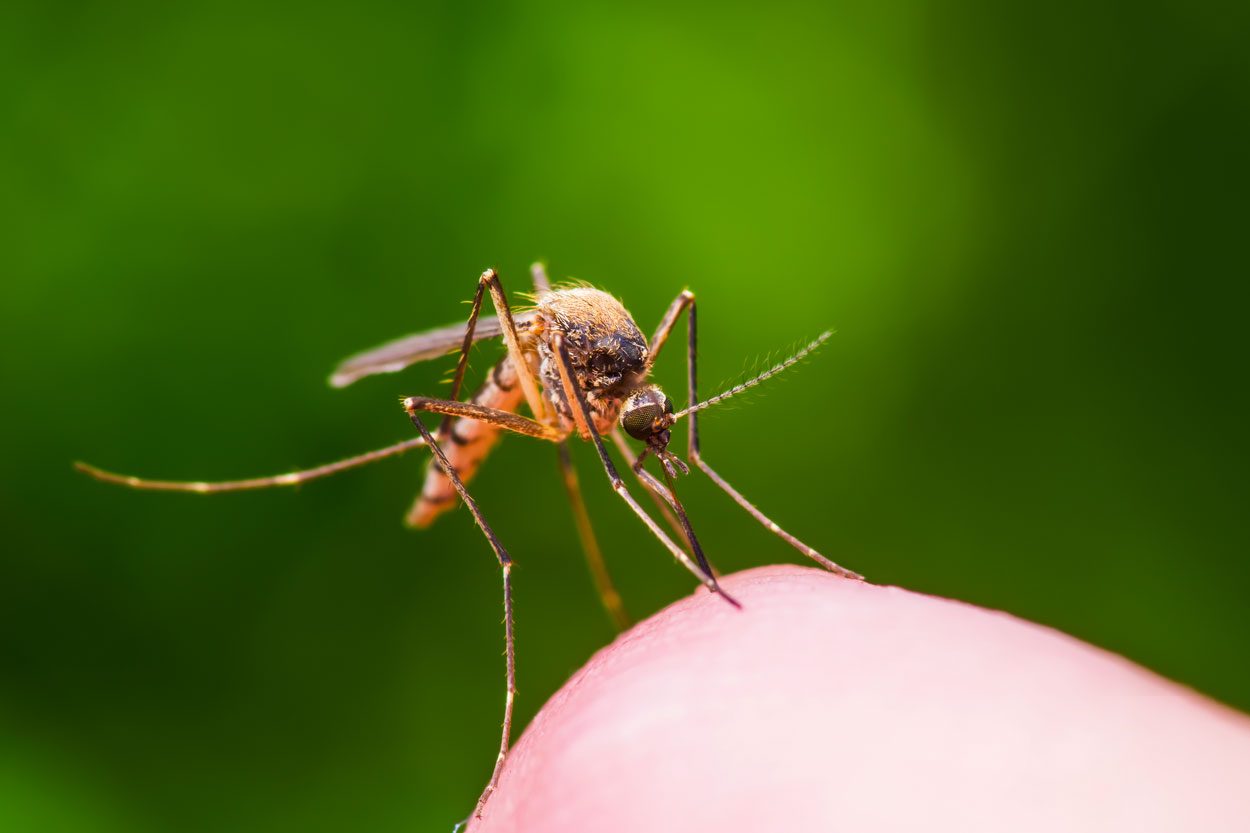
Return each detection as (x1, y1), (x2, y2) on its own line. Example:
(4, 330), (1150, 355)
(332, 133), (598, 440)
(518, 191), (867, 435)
(620, 385), (676, 449)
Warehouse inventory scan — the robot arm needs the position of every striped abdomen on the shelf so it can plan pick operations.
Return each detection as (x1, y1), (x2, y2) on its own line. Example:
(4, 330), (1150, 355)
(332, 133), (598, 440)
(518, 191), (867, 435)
(406, 357), (524, 528)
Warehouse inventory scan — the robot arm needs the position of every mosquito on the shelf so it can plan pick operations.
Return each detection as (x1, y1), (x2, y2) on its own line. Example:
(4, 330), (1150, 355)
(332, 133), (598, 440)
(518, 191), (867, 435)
(75, 263), (862, 825)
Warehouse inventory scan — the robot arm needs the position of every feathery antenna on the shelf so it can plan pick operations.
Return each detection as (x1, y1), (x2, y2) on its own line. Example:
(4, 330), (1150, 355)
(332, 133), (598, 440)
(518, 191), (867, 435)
(672, 331), (833, 421)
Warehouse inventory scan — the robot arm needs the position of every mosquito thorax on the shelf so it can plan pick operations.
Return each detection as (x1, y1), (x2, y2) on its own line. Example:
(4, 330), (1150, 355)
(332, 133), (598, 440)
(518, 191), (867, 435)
(620, 386), (675, 446)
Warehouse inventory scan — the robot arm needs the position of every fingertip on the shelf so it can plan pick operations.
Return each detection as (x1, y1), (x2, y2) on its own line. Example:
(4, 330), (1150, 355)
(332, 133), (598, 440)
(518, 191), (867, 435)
(473, 565), (1250, 832)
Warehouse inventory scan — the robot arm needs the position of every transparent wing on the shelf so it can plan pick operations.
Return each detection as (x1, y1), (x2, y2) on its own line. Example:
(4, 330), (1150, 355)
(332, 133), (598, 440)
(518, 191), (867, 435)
(329, 312), (537, 388)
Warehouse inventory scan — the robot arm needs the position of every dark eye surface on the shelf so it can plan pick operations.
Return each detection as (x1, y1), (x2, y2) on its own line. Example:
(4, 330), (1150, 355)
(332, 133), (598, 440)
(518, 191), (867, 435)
(663, 396), (674, 414)
(622, 404), (660, 439)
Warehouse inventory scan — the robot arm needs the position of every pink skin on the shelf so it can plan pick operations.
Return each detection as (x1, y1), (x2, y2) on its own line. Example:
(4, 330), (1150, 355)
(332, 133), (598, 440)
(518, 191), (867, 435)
(473, 565), (1250, 832)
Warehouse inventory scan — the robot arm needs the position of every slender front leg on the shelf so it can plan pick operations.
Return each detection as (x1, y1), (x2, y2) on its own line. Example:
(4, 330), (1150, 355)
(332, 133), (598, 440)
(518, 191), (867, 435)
(551, 333), (739, 607)
(676, 292), (863, 580)
(556, 441), (630, 631)
(406, 414), (517, 827)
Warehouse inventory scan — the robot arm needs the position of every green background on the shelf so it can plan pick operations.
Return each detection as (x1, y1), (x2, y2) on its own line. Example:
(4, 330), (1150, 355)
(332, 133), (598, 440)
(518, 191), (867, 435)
(3, 1), (1248, 830)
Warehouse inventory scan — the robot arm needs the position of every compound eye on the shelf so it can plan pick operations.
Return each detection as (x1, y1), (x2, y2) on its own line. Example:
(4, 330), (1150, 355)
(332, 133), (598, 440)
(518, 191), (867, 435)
(622, 404), (660, 440)
(663, 396), (674, 414)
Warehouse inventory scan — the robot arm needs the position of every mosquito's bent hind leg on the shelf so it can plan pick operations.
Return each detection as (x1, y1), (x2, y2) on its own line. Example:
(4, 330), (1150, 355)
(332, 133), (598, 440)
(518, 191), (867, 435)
(407, 414), (517, 824)
(675, 291), (862, 580)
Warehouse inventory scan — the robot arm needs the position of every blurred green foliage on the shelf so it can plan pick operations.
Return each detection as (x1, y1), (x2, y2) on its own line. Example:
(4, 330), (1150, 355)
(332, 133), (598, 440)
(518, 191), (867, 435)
(2, 0), (1248, 830)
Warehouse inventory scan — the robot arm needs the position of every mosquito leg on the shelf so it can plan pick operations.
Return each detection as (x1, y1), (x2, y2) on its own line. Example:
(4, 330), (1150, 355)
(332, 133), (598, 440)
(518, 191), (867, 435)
(551, 333), (739, 607)
(479, 269), (548, 425)
(556, 441), (630, 631)
(440, 267), (548, 438)
(692, 457), (861, 580)
(609, 429), (691, 551)
(74, 437), (429, 493)
(679, 293), (863, 580)
(401, 396), (565, 442)
(407, 414), (517, 825)
(629, 456), (725, 585)
(439, 275), (490, 439)
(412, 268), (542, 524)
(401, 395), (564, 526)
(647, 289), (695, 364)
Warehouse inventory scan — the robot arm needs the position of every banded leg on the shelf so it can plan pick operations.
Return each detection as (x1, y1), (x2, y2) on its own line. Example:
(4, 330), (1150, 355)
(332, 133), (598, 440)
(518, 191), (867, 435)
(556, 441), (630, 631)
(74, 437), (429, 493)
(406, 414), (517, 827)
(551, 332), (739, 607)
(671, 292), (862, 580)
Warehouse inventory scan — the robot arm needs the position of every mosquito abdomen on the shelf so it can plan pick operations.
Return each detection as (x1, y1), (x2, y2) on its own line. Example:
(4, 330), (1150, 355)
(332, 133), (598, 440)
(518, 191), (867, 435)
(406, 356), (525, 528)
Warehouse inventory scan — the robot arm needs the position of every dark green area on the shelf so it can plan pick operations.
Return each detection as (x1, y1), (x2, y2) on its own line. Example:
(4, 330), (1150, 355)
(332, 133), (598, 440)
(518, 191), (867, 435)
(2, 1), (1248, 830)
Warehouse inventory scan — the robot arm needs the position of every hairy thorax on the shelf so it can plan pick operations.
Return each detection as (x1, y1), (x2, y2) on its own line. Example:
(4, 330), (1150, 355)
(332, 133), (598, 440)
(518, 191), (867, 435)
(527, 287), (650, 436)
